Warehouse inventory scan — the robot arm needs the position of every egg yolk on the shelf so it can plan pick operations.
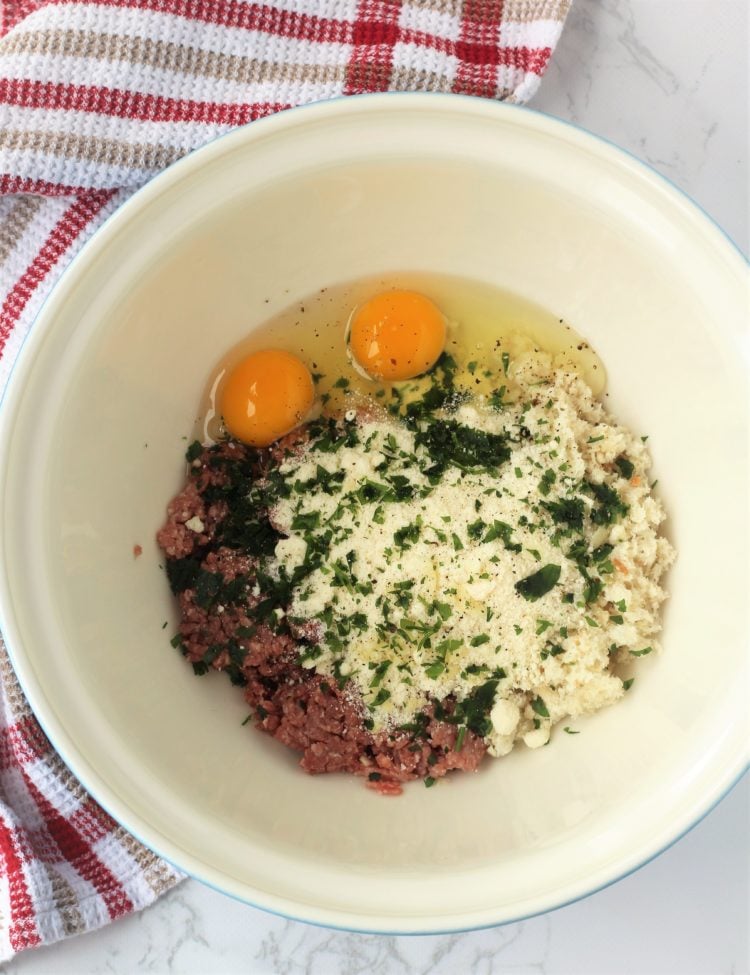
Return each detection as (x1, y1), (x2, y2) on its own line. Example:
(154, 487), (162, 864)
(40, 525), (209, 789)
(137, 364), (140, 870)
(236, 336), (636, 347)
(349, 290), (446, 381)
(220, 349), (314, 447)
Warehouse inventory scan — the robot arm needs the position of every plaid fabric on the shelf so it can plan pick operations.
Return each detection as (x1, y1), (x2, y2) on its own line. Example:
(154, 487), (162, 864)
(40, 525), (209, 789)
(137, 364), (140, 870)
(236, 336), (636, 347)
(0, 0), (570, 959)
(0, 642), (183, 959)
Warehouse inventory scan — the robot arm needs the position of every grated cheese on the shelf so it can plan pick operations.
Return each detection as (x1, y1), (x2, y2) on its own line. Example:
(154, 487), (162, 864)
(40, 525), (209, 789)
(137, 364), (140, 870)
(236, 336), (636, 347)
(263, 353), (674, 755)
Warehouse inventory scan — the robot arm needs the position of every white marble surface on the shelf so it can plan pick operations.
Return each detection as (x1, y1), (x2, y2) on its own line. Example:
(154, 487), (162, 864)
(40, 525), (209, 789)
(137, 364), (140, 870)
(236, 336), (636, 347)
(7, 1), (748, 972)
(536, 0), (748, 256)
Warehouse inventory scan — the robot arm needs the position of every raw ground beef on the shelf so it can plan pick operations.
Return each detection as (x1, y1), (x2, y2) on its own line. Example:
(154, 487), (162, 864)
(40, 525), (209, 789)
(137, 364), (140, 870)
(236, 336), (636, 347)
(157, 438), (486, 794)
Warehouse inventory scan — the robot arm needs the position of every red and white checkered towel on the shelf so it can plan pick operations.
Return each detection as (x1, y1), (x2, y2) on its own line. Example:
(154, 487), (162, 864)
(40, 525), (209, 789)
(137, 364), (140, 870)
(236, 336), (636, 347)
(0, 0), (570, 959)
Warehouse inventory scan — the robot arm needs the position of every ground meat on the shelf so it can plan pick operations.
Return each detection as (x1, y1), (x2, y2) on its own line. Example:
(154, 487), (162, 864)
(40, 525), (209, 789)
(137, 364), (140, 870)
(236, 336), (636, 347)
(265, 427), (311, 467)
(157, 439), (488, 794)
(244, 665), (486, 795)
(157, 481), (204, 558)
(363, 717), (487, 794)
(202, 546), (254, 581)
(287, 617), (323, 643)
(156, 439), (253, 557)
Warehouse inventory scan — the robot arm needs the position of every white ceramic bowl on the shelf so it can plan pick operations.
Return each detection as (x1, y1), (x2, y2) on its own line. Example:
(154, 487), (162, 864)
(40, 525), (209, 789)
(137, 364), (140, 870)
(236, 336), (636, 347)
(0, 95), (747, 933)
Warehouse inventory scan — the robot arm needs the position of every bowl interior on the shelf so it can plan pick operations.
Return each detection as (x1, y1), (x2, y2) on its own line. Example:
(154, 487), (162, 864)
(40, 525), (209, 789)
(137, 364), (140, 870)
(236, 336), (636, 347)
(1, 97), (747, 930)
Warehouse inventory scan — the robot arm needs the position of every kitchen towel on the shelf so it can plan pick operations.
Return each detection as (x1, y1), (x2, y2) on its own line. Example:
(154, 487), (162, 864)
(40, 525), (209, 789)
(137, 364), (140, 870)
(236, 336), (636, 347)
(0, 0), (571, 958)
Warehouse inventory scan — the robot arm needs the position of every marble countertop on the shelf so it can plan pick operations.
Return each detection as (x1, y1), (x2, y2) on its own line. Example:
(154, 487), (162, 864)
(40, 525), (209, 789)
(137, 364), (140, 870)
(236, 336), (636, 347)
(7, 1), (748, 972)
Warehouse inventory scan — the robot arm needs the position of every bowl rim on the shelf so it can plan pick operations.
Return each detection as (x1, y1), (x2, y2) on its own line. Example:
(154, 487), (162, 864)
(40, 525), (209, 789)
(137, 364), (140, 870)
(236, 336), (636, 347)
(0, 91), (748, 935)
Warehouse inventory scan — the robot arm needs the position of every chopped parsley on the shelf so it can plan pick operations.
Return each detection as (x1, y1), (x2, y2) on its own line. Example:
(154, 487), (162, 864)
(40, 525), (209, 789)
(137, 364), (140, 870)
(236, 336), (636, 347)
(185, 440), (203, 462)
(488, 386), (507, 410)
(592, 543), (614, 563)
(370, 688), (391, 707)
(415, 419), (510, 473)
(370, 660), (392, 687)
(484, 519), (521, 551)
(586, 481), (629, 525)
(615, 455), (635, 479)
(531, 696), (550, 718)
(542, 497), (584, 529)
(515, 564), (561, 601)
(538, 469), (557, 496)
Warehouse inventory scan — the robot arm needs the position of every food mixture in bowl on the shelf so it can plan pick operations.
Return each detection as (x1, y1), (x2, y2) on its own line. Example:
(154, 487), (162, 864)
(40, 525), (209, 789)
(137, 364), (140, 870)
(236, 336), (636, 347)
(157, 277), (675, 795)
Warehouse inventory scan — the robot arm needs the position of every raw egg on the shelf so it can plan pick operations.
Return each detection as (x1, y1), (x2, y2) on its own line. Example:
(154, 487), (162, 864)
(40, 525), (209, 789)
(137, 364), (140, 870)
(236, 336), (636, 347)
(220, 348), (314, 447)
(349, 290), (446, 381)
